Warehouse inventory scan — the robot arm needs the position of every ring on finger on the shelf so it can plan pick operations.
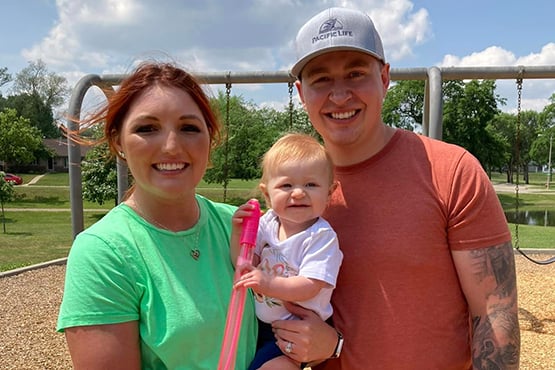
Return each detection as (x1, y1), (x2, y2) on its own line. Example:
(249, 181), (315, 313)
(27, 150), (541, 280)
(285, 341), (293, 354)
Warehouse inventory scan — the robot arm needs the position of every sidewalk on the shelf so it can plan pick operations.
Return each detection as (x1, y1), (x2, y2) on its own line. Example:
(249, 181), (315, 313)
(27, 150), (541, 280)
(21, 174), (46, 186)
(493, 182), (554, 194)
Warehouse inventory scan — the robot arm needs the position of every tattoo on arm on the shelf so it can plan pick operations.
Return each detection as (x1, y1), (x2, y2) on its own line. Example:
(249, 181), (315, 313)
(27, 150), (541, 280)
(472, 309), (520, 369)
(469, 242), (520, 370)
(469, 241), (516, 298)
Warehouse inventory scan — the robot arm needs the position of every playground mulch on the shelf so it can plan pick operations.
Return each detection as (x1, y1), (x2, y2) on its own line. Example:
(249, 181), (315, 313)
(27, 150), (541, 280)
(0, 254), (554, 369)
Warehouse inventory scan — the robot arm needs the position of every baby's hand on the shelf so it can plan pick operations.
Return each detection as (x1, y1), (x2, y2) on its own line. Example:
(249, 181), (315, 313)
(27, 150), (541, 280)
(234, 266), (270, 295)
(231, 202), (258, 236)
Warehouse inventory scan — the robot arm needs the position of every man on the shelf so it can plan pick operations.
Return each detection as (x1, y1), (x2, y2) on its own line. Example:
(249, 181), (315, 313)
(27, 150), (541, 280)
(274, 7), (520, 370)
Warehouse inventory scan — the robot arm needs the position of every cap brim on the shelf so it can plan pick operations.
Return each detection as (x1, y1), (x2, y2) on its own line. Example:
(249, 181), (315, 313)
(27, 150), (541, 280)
(291, 46), (385, 79)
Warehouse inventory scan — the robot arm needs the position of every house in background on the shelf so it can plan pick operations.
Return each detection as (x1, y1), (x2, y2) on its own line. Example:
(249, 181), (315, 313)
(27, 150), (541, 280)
(40, 138), (91, 173)
(2, 138), (91, 173)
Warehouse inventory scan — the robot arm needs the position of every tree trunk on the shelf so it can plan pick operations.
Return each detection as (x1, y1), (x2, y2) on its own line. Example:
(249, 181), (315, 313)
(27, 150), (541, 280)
(1, 202), (6, 234)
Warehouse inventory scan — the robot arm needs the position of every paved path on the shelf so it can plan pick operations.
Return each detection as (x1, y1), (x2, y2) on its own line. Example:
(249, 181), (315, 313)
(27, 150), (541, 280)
(493, 183), (554, 194)
(21, 174), (46, 186)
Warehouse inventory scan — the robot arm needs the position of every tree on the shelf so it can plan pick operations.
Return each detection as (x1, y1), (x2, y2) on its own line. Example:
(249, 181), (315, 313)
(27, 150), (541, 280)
(488, 112), (516, 181)
(382, 80), (425, 131)
(529, 96), (555, 184)
(516, 110), (541, 183)
(288, 104), (314, 135)
(0, 67), (11, 90)
(81, 142), (119, 206)
(530, 131), (553, 175)
(12, 60), (69, 109)
(0, 109), (43, 169)
(2, 61), (66, 139)
(0, 173), (16, 233)
(442, 80), (506, 170)
(3, 93), (59, 138)
(206, 93), (281, 183)
(542, 92), (555, 122)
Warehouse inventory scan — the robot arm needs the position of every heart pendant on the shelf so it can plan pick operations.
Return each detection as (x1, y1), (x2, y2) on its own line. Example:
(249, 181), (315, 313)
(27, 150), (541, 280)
(190, 249), (200, 260)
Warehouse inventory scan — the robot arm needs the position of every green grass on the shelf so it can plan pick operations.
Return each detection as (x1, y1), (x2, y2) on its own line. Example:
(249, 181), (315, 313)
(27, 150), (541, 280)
(19, 174), (39, 185)
(508, 223), (555, 250)
(198, 178), (260, 190)
(491, 171), (555, 248)
(1, 172), (554, 272)
(497, 192), (555, 210)
(11, 186), (113, 209)
(0, 210), (104, 271)
(490, 171), (554, 189)
(29, 172), (72, 186)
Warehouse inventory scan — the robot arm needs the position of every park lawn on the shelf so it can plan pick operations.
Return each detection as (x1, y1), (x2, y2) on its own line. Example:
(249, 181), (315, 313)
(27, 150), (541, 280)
(509, 223), (555, 250)
(11, 186), (113, 209)
(490, 171), (553, 189)
(497, 192), (555, 209)
(0, 210), (106, 271)
(28, 172), (70, 186)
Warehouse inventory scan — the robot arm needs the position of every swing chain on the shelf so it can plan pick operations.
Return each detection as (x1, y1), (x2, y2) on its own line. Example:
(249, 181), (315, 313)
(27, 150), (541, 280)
(513, 75), (555, 265)
(288, 81), (294, 129)
(514, 77), (522, 249)
(225, 82), (232, 121)
(222, 81), (232, 202)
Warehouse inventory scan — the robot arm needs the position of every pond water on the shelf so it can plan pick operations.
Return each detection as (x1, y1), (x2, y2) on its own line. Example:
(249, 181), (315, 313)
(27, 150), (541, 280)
(504, 210), (555, 226)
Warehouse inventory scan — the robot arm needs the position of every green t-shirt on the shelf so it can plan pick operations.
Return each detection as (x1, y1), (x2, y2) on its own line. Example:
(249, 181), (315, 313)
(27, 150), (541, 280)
(57, 195), (257, 369)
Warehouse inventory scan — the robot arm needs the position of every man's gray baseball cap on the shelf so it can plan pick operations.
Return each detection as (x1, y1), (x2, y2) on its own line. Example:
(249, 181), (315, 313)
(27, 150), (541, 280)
(291, 7), (385, 79)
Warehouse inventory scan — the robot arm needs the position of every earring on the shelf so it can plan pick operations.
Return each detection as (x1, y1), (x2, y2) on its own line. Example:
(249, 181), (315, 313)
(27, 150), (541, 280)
(119, 151), (125, 159)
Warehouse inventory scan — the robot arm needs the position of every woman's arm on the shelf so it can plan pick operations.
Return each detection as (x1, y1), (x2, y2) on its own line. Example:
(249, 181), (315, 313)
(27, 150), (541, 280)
(65, 322), (141, 370)
(452, 241), (520, 370)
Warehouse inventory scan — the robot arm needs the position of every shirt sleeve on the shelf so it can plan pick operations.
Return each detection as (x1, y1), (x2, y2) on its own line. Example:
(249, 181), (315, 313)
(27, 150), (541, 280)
(446, 151), (511, 250)
(298, 227), (343, 287)
(57, 232), (141, 331)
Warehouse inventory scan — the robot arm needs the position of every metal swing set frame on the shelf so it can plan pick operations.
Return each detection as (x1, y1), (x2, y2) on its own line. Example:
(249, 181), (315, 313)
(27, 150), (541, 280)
(65, 65), (555, 264)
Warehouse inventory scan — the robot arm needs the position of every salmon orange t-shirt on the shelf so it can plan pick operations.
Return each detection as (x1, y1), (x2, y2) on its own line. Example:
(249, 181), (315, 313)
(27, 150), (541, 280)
(317, 129), (511, 370)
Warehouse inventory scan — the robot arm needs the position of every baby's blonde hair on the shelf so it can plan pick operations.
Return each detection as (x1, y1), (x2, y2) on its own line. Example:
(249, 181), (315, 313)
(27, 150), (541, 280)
(260, 133), (334, 186)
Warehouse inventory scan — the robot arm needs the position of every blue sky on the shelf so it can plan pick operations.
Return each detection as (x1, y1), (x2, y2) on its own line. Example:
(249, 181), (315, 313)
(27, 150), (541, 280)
(1, 0), (554, 114)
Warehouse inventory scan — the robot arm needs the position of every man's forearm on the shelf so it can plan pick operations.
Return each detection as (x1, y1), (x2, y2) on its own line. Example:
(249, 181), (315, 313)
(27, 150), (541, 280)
(471, 243), (520, 370)
(471, 304), (520, 369)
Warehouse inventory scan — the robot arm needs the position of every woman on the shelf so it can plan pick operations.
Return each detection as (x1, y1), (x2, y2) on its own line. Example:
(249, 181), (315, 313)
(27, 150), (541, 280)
(57, 62), (257, 369)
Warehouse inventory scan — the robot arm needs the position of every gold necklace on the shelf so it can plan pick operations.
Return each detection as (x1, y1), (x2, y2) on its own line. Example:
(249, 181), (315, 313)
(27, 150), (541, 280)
(129, 201), (201, 261)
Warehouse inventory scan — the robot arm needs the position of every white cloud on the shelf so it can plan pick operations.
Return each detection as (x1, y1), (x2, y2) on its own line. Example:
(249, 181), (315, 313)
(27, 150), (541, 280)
(519, 43), (555, 65)
(440, 46), (518, 67)
(327, 0), (432, 62)
(438, 44), (555, 112)
(18, 0), (552, 112)
(21, 0), (432, 72)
